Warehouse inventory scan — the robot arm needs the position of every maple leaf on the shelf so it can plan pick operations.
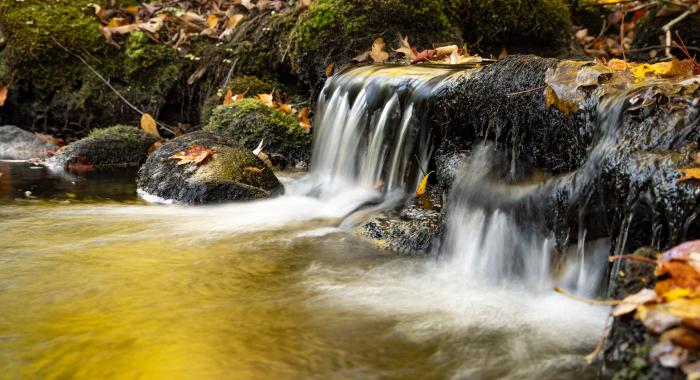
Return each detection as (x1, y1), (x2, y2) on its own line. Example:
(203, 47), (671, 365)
(169, 145), (220, 166)
(141, 113), (160, 137)
(370, 38), (389, 63)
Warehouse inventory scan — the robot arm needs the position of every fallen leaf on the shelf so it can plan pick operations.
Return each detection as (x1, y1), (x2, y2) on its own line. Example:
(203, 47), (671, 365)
(207, 14), (219, 29)
(370, 37), (389, 63)
(226, 14), (244, 30)
(0, 82), (7, 107)
(255, 93), (275, 107)
(278, 103), (293, 114)
(298, 107), (311, 132)
(638, 304), (682, 333)
(223, 89), (234, 105)
(351, 51), (371, 63)
(660, 240), (700, 262)
(498, 48), (509, 60)
(416, 171), (434, 196)
(325, 63), (335, 77)
(169, 145), (219, 166)
(140, 113), (160, 137)
(243, 166), (264, 173)
(545, 86), (575, 115)
(107, 17), (129, 28)
(148, 140), (165, 156)
(412, 49), (436, 64)
(435, 44), (458, 58)
(139, 17), (164, 34)
(612, 288), (657, 316)
(122, 5), (139, 16)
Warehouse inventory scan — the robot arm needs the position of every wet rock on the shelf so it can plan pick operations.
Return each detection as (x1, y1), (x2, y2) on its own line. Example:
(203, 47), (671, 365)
(48, 125), (158, 170)
(137, 131), (283, 204)
(204, 99), (311, 168)
(353, 193), (443, 254)
(0, 125), (56, 159)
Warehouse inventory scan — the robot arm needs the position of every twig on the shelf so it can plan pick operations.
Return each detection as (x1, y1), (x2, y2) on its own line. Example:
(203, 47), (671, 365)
(662, 4), (699, 58)
(506, 85), (547, 97)
(554, 287), (623, 306)
(608, 254), (657, 264)
(50, 36), (175, 134)
(585, 313), (612, 363)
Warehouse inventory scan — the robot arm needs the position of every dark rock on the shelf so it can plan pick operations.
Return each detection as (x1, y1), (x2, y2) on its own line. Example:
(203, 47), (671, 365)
(204, 99), (311, 168)
(48, 125), (158, 170)
(0, 125), (56, 159)
(632, 12), (700, 59)
(137, 131), (283, 204)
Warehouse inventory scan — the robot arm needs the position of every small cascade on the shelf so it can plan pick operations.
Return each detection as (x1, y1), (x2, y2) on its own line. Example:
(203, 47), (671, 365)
(295, 64), (466, 197)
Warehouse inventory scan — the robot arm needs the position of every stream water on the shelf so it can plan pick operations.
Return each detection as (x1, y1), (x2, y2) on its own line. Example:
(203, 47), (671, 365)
(0, 65), (609, 379)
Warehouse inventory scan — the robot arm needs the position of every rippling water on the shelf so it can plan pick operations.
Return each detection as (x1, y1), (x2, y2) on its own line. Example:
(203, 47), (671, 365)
(0, 162), (606, 379)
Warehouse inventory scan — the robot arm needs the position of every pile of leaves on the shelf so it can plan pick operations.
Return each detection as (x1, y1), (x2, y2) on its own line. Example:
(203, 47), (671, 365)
(221, 89), (312, 132)
(612, 240), (700, 377)
(544, 57), (699, 115)
(92, 0), (305, 52)
(574, 0), (699, 59)
(351, 36), (488, 66)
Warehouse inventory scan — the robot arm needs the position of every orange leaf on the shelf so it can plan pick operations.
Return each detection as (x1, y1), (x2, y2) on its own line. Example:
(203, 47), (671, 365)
(255, 93), (275, 107)
(141, 113), (160, 137)
(679, 168), (700, 182)
(325, 63), (335, 77)
(148, 140), (165, 156)
(169, 145), (220, 166)
(277, 103), (293, 114)
(223, 89), (233, 105)
(411, 49), (436, 64)
(298, 107), (311, 132)
(207, 14), (219, 29)
(122, 5), (139, 16)
(0, 82), (7, 107)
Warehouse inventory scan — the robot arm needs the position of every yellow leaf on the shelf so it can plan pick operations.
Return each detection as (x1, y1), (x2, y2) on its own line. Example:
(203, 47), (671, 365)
(107, 17), (128, 28)
(415, 171), (434, 196)
(436, 45), (458, 58)
(223, 89), (233, 105)
(663, 288), (697, 302)
(607, 58), (628, 72)
(255, 93), (275, 107)
(370, 37), (389, 63)
(140, 113), (160, 137)
(679, 168), (700, 182)
(0, 82), (7, 107)
(226, 14), (244, 30)
(545, 86), (574, 115)
(207, 14), (219, 29)
(278, 103), (293, 114)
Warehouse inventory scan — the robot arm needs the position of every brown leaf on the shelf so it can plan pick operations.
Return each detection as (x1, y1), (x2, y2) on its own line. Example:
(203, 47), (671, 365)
(140, 113), (160, 137)
(660, 240), (700, 262)
(498, 48), (509, 60)
(0, 82), (7, 107)
(325, 63), (335, 77)
(148, 140), (165, 156)
(411, 49), (436, 64)
(370, 37), (389, 63)
(545, 86), (575, 115)
(139, 18), (163, 34)
(243, 166), (264, 173)
(207, 14), (220, 29)
(169, 145), (220, 166)
(99, 26), (121, 48)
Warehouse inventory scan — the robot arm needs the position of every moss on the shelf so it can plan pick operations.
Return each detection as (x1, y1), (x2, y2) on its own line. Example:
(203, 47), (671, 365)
(204, 99), (311, 165)
(463, 0), (572, 55)
(292, 0), (466, 93)
(193, 146), (277, 190)
(200, 75), (279, 124)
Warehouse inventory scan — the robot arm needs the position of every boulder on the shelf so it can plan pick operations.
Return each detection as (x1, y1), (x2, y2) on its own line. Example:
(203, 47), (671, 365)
(204, 99), (311, 168)
(137, 131), (283, 204)
(48, 125), (158, 170)
(0, 125), (56, 159)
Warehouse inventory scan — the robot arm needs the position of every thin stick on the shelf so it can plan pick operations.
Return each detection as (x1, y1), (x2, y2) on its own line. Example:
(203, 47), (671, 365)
(554, 287), (623, 306)
(585, 313), (612, 363)
(662, 4), (699, 58)
(50, 36), (175, 134)
(608, 254), (657, 264)
(506, 85), (547, 97)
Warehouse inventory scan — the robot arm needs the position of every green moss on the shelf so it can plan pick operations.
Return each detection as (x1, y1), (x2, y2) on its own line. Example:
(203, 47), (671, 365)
(124, 31), (182, 95)
(204, 99), (311, 165)
(463, 0), (572, 55)
(193, 146), (278, 190)
(200, 76), (280, 125)
(53, 124), (158, 167)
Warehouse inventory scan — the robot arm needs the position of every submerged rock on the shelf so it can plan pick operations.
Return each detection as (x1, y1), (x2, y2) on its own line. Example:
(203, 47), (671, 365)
(204, 99), (311, 168)
(0, 125), (56, 159)
(137, 131), (283, 204)
(48, 125), (158, 170)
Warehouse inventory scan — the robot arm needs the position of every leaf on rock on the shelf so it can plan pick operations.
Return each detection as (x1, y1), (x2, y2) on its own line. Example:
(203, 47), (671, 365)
(412, 49), (436, 64)
(679, 168), (700, 182)
(0, 82), (7, 107)
(278, 103), (293, 114)
(243, 166), (264, 174)
(169, 145), (220, 166)
(255, 93), (275, 108)
(498, 48), (509, 60)
(140, 113), (160, 137)
(545, 86), (575, 115)
(148, 140), (165, 156)
(415, 171), (434, 196)
(435, 44), (458, 59)
(226, 14), (244, 30)
(370, 37), (389, 63)
(223, 89), (234, 105)
(298, 107), (312, 132)
(207, 15), (219, 29)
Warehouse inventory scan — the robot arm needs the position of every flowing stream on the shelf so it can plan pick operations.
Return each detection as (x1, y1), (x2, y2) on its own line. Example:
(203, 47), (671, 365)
(0, 65), (609, 379)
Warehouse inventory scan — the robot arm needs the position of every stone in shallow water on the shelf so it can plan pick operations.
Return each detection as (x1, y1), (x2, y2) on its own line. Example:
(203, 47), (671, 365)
(137, 131), (283, 204)
(0, 125), (56, 160)
(48, 125), (158, 170)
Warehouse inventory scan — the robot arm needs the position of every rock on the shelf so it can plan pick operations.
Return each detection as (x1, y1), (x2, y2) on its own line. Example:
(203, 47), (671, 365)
(137, 131), (283, 204)
(48, 125), (158, 170)
(200, 75), (280, 125)
(0, 125), (56, 159)
(353, 193), (443, 254)
(204, 99), (311, 168)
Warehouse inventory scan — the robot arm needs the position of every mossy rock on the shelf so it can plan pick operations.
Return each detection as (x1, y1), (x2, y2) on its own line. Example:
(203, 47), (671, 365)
(632, 12), (700, 58)
(462, 0), (572, 56)
(200, 75), (279, 125)
(204, 99), (311, 167)
(0, 1), (188, 137)
(291, 0), (466, 94)
(137, 131), (283, 204)
(48, 125), (158, 170)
